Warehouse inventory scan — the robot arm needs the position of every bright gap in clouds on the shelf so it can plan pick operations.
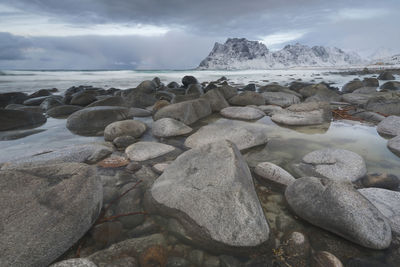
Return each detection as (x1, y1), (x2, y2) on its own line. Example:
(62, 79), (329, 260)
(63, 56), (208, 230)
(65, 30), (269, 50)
(259, 30), (308, 50)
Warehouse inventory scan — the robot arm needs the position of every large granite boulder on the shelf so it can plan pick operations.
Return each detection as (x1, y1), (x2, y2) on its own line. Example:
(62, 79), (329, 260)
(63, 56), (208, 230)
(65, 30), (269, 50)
(300, 83), (340, 102)
(380, 81), (400, 91)
(122, 87), (157, 108)
(104, 120), (146, 141)
(87, 96), (126, 107)
(293, 148), (366, 182)
(359, 188), (400, 239)
(154, 99), (212, 125)
(66, 106), (132, 136)
(70, 91), (97, 106)
(228, 91), (265, 106)
(271, 102), (331, 126)
(184, 119), (269, 150)
(365, 92), (400, 115)
(341, 80), (364, 93)
(47, 105), (83, 118)
(262, 92), (300, 107)
(148, 141), (270, 252)
(152, 118), (193, 137)
(0, 163), (103, 267)
(388, 135), (400, 157)
(378, 71), (395, 80)
(182, 76), (198, 88)
(0, 92), (28, 108)
(220, 106), (265, 120)
(216, 84), (238, 100)
(201, 89), (229, 111)
(0, 109), (46, 131)
(362, 77), (379, 88)
(376, 115), (400, 137)
(285, 177), (392, 249)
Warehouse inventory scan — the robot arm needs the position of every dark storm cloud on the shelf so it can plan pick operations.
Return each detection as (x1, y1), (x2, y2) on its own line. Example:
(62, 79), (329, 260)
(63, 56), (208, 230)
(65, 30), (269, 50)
(0, 32), (32, 60)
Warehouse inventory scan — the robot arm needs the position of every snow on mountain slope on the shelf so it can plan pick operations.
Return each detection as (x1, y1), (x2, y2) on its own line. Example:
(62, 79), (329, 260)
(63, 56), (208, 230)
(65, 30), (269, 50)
(198, 38), (363, 70)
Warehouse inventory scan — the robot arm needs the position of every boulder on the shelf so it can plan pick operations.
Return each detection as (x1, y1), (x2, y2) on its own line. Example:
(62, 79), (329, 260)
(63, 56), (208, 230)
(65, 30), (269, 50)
(128, 107), (152, 117)
(352, 87), (378, 94)
(186, 84), (204, 95)
(256, 105), (283, 116)
(47, 105), (83, 118)
(241, 83), (256, 91)
(365, 92), (400, 115)
(376, 115), (400, 137)
(125, 141), (176, 161)
(380, 81), (400, 91)
(358, 188), (400, 238)
(182, 76), (198, 88)
(360, 173), (400, 190)
(70, 91), (97, 106)
(154, 99), (212, 125)
(5, 104), (43, 113)
(362, 77), (379, 88)
(167, 81), (180, 89)
(341, 93), (375, 106)
(0, 109), (46, 131)
(0, 163), (103, 267)
(137, 80), (157, 93)
(28, 89), (54, 98)
(216, 84), (238, 100)
(378, 71), (395, 80)
(220, 106), (265, 120)
(148, 140), (270, 251)
(254, 162), (295, 187)
(24, 96), (55, 106)
(201, 89), (229, 111)
(262, 92), (300, 107)
(300, 83), (340, 102)
(122, 88), (157, 108)
(311, 251), (343, 267)
(66, 106), (132, 136)
(87, 96), (126, 107)
(341, 80), (364, 93)
(184, 119), (268, 150)
(40, 97), (63, 111)
(285, 177), (392, 249)
(152, 118), (192, 137)
(104, 120), (147, 141)
(388, 135), (400, 157)
(293, 148), (366, 182)
(271, 102), (331, 126)
(0, 92), (28, 108)
(228, 91), (265, 106)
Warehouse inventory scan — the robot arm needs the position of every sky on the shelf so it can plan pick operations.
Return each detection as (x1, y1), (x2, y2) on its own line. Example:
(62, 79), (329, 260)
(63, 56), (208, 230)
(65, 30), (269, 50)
(0, 0), (399, 70)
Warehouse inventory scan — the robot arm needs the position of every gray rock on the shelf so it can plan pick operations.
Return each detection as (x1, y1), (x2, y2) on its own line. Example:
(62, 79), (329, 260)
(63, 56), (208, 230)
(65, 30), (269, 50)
(311, 251), (343, 267)
(377, 115), (400, 137)
(360, 173), (400, 190)
(295, 148), (367, 182)
(365, 92), (400, 115)
(152, 118), (192, 137)
(352, 87), (378, 94)
(114, 182), (145, 229)
(66, 106), (132, 136)
(341, 93), (375, 106)
(359, 188), (400, 237)
(216, 84), (238, 100)
(380, 81), (400, 91)
(342, 80), (364, 93)
(149, 140), (270, 251)
(87, 96), (126, 107)
(154, 99), (212, 125)
(0, 109), (46, 130)
(70, 91), (97, 106)
(113, 136), (137, 150)
(285, 177), (392, 249)
(167, 81), (180, 89)
(186, 83), (204, 95)
(40, 97), (63, 111)
(47, 105), (83, 118)
(128, 107), (152, 117)
(125, 141), (175, 161)
(388, 135), (400, 157)
(137, 80), (157, 93)
(228, 91), (265, 106)
(259, 84), (301, 98)
(362, 77), (379, 88)
(300, 83), (340, 102)
(122, 88), (157, 108)
(0, 92), (28, 108)
(254, 162), (295, 187)
(50, 259), (98, 267)
(242, 83), (256, 91)
(348, 109), (385, 123)
(5, 104), (44, 113)
(104, 120), (146, 141)
(255, 105), (283, 116)
(0, 163), (103, 267)
(378, 71), (395, 80)
(220, 106), (265, 120)
(182, 75), (198, 87)
(201, 89), (229, 111)
(1, 143), (112, 169)
(184, 119), (269, 150)
(166, 257), (191, 267)
(23, 95), (53, 106)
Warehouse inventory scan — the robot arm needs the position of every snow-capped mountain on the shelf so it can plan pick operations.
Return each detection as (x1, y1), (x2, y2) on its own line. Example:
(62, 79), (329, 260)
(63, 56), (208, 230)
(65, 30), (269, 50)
(371, 54), (400, 65)
(198, 38), (363, 69)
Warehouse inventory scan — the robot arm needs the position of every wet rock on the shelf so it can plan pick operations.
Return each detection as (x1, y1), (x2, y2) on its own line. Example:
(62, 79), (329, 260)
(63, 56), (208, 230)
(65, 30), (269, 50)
(352, 87), (378, 94)
(127, 218), (161, 238)
(5, 103), (43, 113)
(361, 173), (400, 190)
(154, 99), (212, 125)
(0, 163), (103, 267)
(167, 81), (180, 89)
(70, 91), (97, 106)
(185, 119), (269, 150)
(1, 143), (112, 169)
(50, 258), (98, 267)
(294, 148), (366, 182)
(365, 92), (400, 115)
(280, 231), (311, 266)
(262, 91), (300, 107)
(219, 255), (241, 267)
(254, 162), (295, 187)
(221, 106), (265, 120)
(256, 105), (283, 116)
(106, 257), (138, 267)
(40, 97), (63, 111)
(87, 96), (126, 107)
(216, 84), (238, 100)
(114, 182), (145, 229)
(203, 255), (220, 267)
(342, 80), (364, 93)
(104, 120), (146, 141)
(311, 251), (343, 267)
(166, 257), (191, 267)
(129, 107), (152, 117)
(300, 83), (340, 102)
(388, 135), (400, 157)
(0, 92), (28, 108)
(125, 141), (176, 161)
(285, 177), (392, 249)
(228, 91), (265, 106)
(242, 83), (256, 91)
(201, 88), (229, 111)
(122, 88), (157, 108)
(28, 88), (55, 98)
(66, 106), (132, 136)
(47, 105), (83, 118)
(378, 71), (395, 80)
(152, 118), (193, 137)
(341, 93), (375, 106)
(186, 83), (204, 95)
(91, 221), (123, 248)
(87, 234), (167, 266)
(0, 109), (46, 131)
(362, 77), (379, 88)
(380, 81), (400, 91)
(188, 250), (204, 266)
(148, 140), (270, 252)
(24, 95), (54, 106)
(345, 258), (390, 267)
(259, 84), (301, 97)
(358, 188), (400, 238)
(347, 109), (385, 123)
(113, 136), (137, 150)
(182, 75), (198, 87)
(376, 115), (400, 137)
(172, 93), (200, 103)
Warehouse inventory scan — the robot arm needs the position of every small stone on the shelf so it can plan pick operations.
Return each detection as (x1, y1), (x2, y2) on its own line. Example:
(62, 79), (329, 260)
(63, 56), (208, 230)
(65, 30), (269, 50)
(254, 162), (295, 187)
(311, 251), (343, 267)
(104, 120), (147, 141)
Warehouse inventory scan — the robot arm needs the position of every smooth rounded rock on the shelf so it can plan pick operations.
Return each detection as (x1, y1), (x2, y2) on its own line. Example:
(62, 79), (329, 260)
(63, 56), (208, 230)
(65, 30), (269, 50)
(50, 258), (98, 267)
(47, 105), (83, 118)
(285, 177), (392, 249)
(201, 89), (229, 111)
(262, 91), (300, 107)
(0, 109), (46, 131)
(104, 120), (146, 141)
(152, 118), (192, 137)
(228, 91), (265, 106)
(388, 135), (400, 157)
(125, 141), (175, 161)
(220, 106), (265, 120)
(378, 71), (395, 80)
(311, 251), (343, 267)
(377, 115), (400, 137)
(254, 162), (295, 187)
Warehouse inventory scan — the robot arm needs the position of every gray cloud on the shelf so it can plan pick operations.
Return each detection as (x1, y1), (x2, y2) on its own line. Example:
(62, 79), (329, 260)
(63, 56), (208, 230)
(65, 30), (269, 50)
(0, 32), (32, 60)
